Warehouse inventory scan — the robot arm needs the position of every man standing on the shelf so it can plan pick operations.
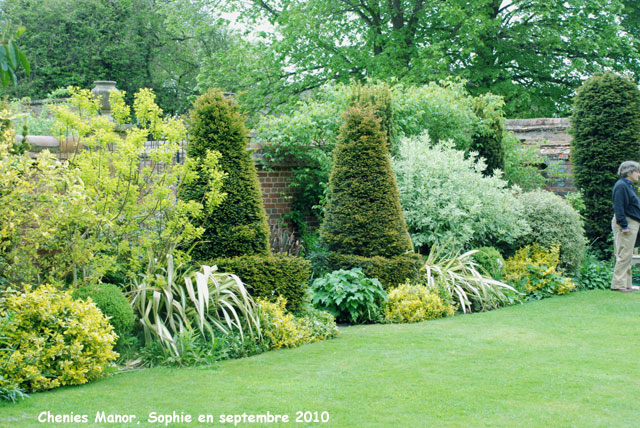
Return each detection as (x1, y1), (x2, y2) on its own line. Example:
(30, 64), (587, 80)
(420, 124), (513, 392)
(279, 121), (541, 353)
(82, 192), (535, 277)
(611, 160), (640, 292)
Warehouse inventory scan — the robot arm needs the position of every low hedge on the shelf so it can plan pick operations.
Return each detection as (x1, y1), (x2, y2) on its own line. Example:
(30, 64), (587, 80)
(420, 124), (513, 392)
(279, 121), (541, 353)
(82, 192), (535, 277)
(310, 252), (424, 290)
(210, 254), (311, 312)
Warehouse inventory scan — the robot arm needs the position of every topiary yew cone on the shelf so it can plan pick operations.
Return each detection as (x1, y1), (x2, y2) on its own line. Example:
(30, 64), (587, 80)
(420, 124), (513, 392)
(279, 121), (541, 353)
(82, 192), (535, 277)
(181, 89), (270, 259)
(571, 72), (640, 252)
(320, 106), (413, 257)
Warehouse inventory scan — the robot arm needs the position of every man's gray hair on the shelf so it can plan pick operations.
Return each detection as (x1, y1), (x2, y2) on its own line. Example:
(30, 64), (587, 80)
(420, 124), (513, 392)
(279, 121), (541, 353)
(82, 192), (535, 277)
(618, 160), (640, 177)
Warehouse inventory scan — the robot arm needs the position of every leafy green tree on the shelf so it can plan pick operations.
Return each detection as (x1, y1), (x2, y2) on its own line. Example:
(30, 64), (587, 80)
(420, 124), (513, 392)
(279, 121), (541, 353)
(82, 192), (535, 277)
(0, 87), (220, 286)
(182, 89), (270, 259)
(1, 0), (226, 113)
(621, 0), (640, 72)
(571, 72), (640, 252)
(470, 94), (506, 175)
(195, 33), (299, 119)
(225, 0), (637, 117)
(320, 106), (412, 257)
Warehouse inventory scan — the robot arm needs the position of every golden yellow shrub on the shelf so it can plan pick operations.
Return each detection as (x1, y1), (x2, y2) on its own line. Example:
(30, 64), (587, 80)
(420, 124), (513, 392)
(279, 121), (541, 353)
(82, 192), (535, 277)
(0, 285), (118, 392)
(257, 297), (311, 349)
(504, 243), (575, 296)
(384, 282), (455, 323)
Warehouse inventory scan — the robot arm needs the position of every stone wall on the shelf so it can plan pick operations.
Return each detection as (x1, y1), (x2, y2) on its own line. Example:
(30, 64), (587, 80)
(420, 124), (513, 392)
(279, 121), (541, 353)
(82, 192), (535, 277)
(505, 118), (575, 195)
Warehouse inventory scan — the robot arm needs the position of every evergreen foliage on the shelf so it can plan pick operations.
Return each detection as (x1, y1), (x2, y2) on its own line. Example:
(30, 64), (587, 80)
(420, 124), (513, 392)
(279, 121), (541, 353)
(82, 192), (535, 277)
(471, 247), (506, 281)
(470, 94), (506, 175)
(3, 0), (225, 113)
(319, 106), (413, 257)
(182, 89), (270, 259)
(570, 72), (640, 251)
(211, 254), (311, 312)
(72, 283), (135, 347)
(0, 285), (117, 392)
(349, 83), (396, 153)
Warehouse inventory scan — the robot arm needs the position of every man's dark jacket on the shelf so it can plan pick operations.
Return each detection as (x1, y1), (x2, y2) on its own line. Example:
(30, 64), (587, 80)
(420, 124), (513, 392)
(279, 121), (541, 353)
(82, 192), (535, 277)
(612, 177), (640, 246)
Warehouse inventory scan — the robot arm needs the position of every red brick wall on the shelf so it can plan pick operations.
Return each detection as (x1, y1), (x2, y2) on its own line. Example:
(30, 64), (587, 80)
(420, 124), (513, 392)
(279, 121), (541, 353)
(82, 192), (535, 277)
(256, 168), (295, 227)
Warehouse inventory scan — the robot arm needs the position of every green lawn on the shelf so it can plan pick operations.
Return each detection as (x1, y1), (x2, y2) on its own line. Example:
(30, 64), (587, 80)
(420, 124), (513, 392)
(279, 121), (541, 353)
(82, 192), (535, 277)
(2, 290), (640, 428)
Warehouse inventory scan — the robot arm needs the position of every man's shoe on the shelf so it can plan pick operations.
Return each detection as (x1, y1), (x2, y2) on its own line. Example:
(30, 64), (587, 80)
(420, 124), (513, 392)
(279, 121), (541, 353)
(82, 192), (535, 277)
(631, 286), (640, 291)
(611, 288), (634, 292)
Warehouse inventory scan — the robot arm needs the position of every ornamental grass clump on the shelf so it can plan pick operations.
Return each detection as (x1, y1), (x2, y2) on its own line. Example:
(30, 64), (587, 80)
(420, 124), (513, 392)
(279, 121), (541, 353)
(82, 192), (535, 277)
(129, 254), (261, 357)
(0, 285), (118, 392)
(420, 242), (519, 313)
(384, 282), (454, 323)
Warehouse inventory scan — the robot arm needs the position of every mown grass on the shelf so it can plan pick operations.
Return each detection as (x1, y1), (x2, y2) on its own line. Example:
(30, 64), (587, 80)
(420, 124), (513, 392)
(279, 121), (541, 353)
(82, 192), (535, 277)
(2, 290), (640, 428)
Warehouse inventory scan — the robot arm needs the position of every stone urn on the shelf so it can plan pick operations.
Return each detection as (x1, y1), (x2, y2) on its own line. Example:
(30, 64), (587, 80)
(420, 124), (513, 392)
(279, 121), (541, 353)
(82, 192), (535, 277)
(91, 81), (118, 116)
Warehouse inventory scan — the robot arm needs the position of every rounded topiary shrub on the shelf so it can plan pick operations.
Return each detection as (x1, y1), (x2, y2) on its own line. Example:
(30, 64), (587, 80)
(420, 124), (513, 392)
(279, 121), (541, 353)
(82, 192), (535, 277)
(471, 247), (506, 280)
(73, 283), (135, 345)
(181, 89), (270, 259)
(518, 190), (587, 274)
(319, 106), (413, 257)
(571, 72), (640, 252)
(1, 285), (117, 392)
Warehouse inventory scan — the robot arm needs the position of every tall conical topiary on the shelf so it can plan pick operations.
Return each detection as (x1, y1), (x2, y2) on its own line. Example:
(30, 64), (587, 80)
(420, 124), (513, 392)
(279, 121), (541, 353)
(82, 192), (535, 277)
(349, 82), (396, 153)
(319, 105), (413, 257)
(470, 93), (505, 175)
(571, 72), (640, 252)
(181, 89), (269, 259)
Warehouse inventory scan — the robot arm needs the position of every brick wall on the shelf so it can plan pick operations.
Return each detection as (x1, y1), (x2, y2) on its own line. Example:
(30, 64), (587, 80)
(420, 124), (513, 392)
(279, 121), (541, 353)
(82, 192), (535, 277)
(256, 167), (295, 227)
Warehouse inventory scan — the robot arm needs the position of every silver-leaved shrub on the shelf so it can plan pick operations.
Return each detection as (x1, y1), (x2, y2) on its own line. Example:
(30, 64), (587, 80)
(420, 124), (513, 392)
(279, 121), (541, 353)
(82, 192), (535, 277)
(393, 132), (530, 252)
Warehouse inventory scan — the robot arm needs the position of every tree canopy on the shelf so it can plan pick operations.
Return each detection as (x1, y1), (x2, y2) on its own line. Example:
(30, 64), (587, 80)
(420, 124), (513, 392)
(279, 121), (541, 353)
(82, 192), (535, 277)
(226, 0), (638, 117)
(1, 0), (228, 113)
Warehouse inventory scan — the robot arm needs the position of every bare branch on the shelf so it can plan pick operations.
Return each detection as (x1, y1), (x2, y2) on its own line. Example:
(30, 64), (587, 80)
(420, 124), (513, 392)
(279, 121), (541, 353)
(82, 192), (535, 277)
(252, 0), (281, 18)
